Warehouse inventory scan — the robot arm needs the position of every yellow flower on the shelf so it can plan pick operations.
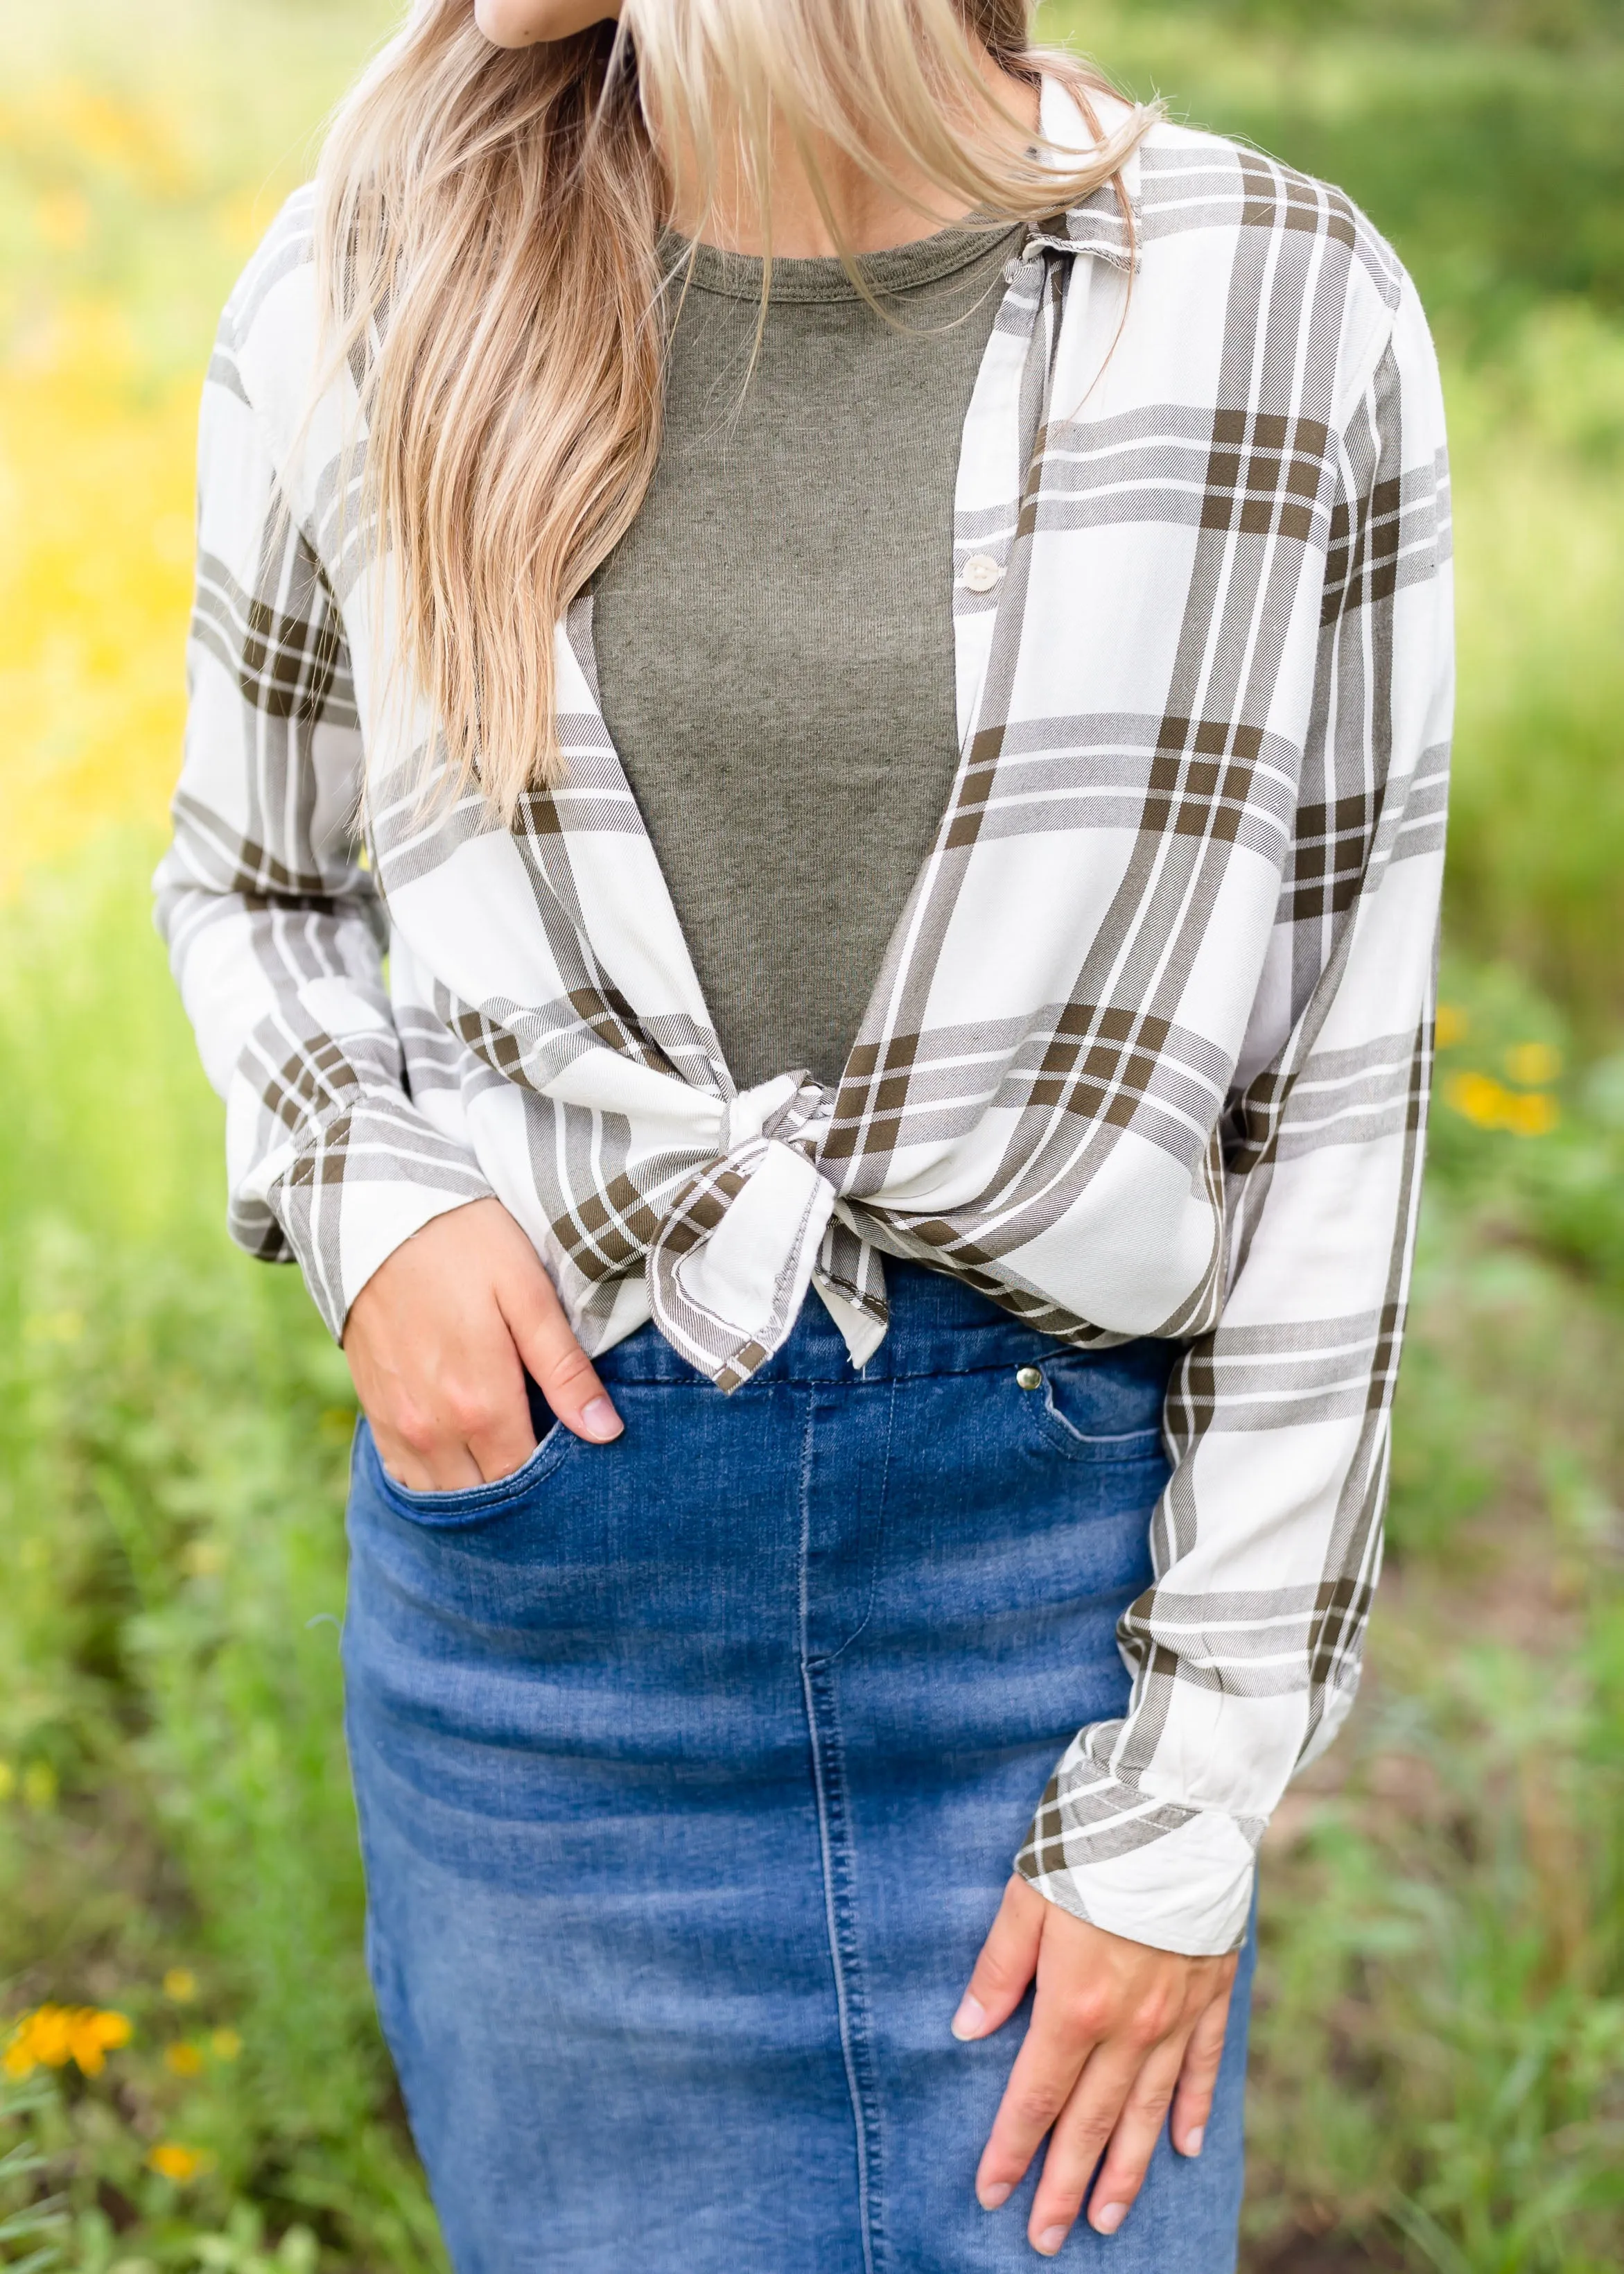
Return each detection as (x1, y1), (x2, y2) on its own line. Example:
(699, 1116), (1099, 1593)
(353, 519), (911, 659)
(164, 2041), (204, 2076)
(209, 2029), (243, 2063)
(1503, 1089), (1560, 1136)
(3, 2004), (131, 2079)
(1435, 1003), (1469, 1049)
(1443, 1070), (1560, 1137)
(0, 1761), (14, 1803)
(1444, 1070), (1511, 1129)
(162, 1968), (198, 2003)
(1505, 1040), (1563, 1086)
(6, 2006), (69, 2076)
(68, 2008), (132, 2075)
(146, 2141), (211, 2184)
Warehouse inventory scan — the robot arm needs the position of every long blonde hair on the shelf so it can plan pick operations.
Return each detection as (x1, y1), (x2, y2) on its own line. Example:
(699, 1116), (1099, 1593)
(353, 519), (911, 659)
(314, 1), (1149, 815)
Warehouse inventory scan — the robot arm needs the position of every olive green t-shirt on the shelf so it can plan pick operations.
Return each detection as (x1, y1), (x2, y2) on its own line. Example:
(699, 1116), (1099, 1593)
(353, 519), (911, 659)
(592, 219), (1021, 1092)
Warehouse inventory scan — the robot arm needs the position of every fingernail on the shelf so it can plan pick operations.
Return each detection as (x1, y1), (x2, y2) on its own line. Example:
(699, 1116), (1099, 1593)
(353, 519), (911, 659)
(1182, 2125), (1205, 2158)
(579, 1396), (623, 1443)
(1035, 2226), (1069, 2256)
(950, 1993), (986, 2041)
(978, 2182), (1011, 2210)
(1092, 2203), (1126, 2235)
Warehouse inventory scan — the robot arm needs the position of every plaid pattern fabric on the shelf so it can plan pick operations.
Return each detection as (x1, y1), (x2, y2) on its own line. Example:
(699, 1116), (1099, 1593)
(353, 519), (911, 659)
(156, 83), (1453, 1956)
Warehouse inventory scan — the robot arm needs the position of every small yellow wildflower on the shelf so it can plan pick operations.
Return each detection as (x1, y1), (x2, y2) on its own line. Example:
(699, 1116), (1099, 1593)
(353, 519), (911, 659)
(1505, 1040), (1562, 1087)
(3, 2004), (132, 2079)
(69, 2008), (132, 2075)
(1443, 1071), (1560, 1137)
(147, 2141), (211, 2184)
(164, 2042), (204, 2076)
(0, 1761), (15, 1802)
(210, 2029), (243, 2063)
(1503, 1089), (1560, 1136)
(8, 2007), (68, 2076)
(1435, 1003), (1469, 1049)
(162, 1968), (198, 2003)
(1444, 1070), (1508, 1129)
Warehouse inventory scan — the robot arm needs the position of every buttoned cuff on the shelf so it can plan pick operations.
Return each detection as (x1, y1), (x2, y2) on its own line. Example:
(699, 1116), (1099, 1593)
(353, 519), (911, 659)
(1015, 1737), (1260, 1958)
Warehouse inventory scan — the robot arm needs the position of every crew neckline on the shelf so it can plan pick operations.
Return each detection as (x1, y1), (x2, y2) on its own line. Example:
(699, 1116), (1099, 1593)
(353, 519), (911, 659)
(665, 216), (1024, 305)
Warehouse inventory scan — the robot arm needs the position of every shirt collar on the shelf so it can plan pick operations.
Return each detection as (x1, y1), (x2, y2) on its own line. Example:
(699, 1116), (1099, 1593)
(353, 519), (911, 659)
(1020, 75), (1146, 276)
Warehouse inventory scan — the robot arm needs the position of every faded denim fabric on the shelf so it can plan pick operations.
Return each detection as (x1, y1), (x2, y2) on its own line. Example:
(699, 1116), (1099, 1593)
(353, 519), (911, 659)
(343, 1263), (1255, 2274)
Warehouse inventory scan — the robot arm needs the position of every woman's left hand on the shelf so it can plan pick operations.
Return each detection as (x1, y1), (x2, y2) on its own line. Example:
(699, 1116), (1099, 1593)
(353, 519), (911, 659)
(952, 1875), (1238, 2255)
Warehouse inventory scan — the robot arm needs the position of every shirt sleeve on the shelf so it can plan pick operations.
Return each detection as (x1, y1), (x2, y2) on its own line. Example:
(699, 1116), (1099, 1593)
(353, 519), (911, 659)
(153, 302), (494, 1342)
(1015, 274), (1455, 1956)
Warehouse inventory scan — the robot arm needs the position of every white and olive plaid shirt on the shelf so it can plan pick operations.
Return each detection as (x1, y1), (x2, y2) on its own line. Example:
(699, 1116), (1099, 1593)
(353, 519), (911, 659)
(157, 83), (1453, 1956)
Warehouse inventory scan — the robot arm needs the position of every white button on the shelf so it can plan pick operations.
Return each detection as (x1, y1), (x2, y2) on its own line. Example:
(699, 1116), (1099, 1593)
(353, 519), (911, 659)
(1016, 1366), (1044, 1392)
(961, 554), (1003, 595)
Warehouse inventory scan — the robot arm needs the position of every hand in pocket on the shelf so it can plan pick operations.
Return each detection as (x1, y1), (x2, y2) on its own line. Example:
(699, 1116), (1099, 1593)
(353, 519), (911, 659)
(343, 1197), (624, 1491)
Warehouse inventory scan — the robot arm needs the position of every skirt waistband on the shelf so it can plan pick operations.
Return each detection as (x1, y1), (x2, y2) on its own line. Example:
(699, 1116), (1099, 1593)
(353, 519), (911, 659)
(593, 1260), (1180, 1389)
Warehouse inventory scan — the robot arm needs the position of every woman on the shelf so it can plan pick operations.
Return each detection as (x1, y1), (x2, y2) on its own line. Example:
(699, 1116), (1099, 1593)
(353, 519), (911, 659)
(157, 0), (1452, 2265)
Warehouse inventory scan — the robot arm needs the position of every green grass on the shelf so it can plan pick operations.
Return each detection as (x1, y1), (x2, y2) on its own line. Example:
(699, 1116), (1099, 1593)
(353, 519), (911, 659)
(1248, 1155), (1624, 2268)
(0, 851), (442, 2273)
(2, 4), (1622, 2271)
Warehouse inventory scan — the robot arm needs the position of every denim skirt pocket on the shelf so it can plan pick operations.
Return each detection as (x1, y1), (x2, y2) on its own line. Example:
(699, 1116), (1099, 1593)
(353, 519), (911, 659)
(1019, 1348), (1171, 1466)
(356, 1413), (573, 1530)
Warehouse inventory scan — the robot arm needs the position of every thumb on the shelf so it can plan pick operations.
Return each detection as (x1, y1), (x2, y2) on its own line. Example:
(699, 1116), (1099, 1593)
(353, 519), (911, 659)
(952, 1875), (1046, 2042)
(499, 1258), (624, 1446)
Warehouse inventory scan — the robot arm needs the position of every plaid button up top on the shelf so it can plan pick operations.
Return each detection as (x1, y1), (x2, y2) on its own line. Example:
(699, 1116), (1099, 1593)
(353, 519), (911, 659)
(157, 83), (1453, 1956)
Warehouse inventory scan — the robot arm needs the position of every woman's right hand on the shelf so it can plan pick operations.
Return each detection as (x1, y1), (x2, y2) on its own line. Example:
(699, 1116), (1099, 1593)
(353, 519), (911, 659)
(342, 1197), (623, 1491)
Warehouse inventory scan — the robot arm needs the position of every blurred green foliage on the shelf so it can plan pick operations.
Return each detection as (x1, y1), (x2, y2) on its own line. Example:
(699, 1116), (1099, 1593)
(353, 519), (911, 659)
(1086, 5), (1624, 331)
(1142, 0), (1624, 46)
(0, 854), (445, 2273)
(1, 4), (1622, 2273)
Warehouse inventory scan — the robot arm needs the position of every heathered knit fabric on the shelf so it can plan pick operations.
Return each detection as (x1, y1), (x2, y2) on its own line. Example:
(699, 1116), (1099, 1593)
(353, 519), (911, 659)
(593, 220), (1020, 1090)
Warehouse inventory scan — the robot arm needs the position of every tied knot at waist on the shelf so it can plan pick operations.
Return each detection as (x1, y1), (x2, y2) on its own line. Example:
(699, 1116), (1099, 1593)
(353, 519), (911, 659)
(647, 1073), (891, 1391)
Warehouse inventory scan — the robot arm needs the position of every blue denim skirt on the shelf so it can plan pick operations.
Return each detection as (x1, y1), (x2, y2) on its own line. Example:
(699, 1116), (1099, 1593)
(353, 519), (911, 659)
(342, 1262), (1254, 2273)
